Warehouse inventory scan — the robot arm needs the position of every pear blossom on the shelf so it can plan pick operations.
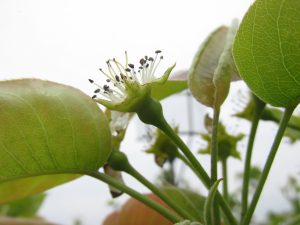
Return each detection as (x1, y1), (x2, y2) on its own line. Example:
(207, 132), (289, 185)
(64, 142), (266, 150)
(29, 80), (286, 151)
(89, 51), (175, 112)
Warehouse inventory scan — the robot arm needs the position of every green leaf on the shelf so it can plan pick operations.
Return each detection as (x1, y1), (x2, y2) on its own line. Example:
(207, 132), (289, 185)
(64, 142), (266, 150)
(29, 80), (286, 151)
(234, 93), (300, 142)
(213, 20), (239, 108)
(204, 179), (223, 225)
(233, 0), (300, 108)
(188, 23), (239, 108)
(188, 26), (228, 107)
(0, 174), (79, 204)
(285, 215), (300, 225)
(0, 193), (45, 218)
(152, 78), (187, 101)
(162, 186), (206, 223)
(0, 79), (111, 204)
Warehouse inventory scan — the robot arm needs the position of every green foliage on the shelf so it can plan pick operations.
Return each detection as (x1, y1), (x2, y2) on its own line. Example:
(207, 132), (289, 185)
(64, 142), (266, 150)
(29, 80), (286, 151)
(162, 186), (206, 223)
(263, 176), (300, 225)
(233, 0), (300, 108)
(151, 80), (187, 101)
(188, 21), (239, 108)
(204, 179), (223, 225)
(235, 93), (300, 142)
(0, 193), (45, 218)
(199, 115), (243, 161)
(188, 26), (228, 107)
(145, 128), (179, 167)
(0, 79), (111, 204)
(1, 1), (300, 223)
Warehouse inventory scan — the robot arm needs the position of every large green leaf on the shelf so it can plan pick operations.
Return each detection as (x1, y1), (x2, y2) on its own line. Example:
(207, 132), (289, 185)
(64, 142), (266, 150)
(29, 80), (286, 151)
(233, 0), (300, 108)
(0, 79), (111, 204)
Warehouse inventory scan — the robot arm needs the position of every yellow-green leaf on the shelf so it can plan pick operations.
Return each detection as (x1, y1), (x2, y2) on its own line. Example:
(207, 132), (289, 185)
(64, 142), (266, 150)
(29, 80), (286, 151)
(0, 79), (111, 204)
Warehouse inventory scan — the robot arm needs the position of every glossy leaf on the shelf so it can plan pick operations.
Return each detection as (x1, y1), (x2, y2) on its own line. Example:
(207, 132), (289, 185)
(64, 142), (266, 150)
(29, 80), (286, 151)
(0, 79), (111, 204)
(233, 0), (300, 107)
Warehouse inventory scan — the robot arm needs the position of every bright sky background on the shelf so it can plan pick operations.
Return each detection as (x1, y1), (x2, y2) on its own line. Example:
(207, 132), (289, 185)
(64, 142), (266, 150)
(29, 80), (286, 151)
(1, 0), (300, 225)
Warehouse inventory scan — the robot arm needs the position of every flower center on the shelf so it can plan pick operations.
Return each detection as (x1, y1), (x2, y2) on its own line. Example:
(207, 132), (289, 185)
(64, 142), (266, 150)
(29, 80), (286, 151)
(89, 50), (164, 103)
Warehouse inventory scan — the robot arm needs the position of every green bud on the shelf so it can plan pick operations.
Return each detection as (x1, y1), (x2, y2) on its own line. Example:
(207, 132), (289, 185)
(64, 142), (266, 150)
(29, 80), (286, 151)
(108, 151), (131, 173)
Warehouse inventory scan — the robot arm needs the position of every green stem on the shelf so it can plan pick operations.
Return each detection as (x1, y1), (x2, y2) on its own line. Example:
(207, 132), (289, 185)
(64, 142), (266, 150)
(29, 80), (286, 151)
(240, 95), (265, 221)
(241, 106), (296, 225)
(88, 171), (180, 223)
(211, 107), (220, 185)
(211, 107), (221, 225)
(108, 151), (196, 221)
(136, 97), (238, 225)
(222, 158), (229, 203)
(178, 146), (237, 225)
(136, 97), (211, 185)
(126, 163), (197, 221)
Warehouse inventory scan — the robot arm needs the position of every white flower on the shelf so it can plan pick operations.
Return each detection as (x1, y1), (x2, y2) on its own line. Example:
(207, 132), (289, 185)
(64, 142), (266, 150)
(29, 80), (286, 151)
(109, 111), (130, 135)
(89, 51), (175, 112)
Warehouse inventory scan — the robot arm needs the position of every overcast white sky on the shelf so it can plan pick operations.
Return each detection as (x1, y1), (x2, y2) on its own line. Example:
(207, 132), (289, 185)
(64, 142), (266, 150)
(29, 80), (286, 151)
(1, 0), (300, 225)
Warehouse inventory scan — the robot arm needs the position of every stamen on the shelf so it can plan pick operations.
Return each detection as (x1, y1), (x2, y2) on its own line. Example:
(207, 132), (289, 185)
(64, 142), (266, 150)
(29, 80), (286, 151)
(125, 51), (128, 68)
(104, 84), (110, 92)
(151, 54), (163, 79)
(90, 50), (165, 104)
(140, 58), (145, 66)
(99, 68), (114, 80)
(107, 60), (119, 78)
